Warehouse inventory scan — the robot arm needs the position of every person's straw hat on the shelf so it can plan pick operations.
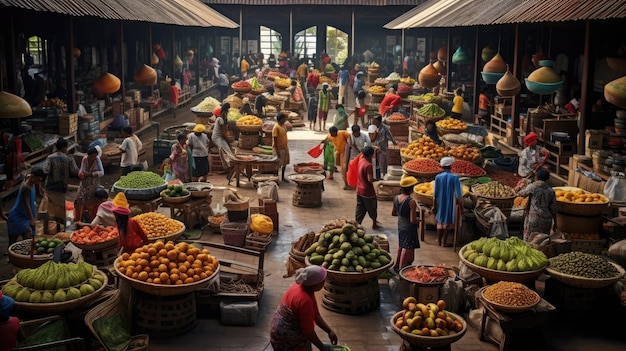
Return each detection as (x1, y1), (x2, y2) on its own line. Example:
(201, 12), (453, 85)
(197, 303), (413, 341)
(400, 176), (418, 188)
(193, 124), (206, 133)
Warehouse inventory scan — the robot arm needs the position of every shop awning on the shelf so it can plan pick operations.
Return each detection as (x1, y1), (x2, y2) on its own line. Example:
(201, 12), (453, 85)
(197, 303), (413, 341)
(0, 0), (239, 28)
(205, 0), (420, 5)
(385, 0), (626, 29)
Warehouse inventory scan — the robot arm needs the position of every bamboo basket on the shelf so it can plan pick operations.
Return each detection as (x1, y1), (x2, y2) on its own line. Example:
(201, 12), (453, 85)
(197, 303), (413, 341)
(232, 86), (252, 94)
(458, 244), (546, 283)
(161, 193), (191, 204)
(553, 187), (610, 216)
(369, 93), (385, 104)
(413, 191), (434, 206)
(437, 127), (467, 135)
(390, 311), (467, 348)
(417, 113), (446, 123)
(305, 256), (393, 284)
(113, 257), (220, 296)
(70, 233), (118, 251)
(545, 262), (624, 289)
(85, 290), (149, 351)
(12, 270), (109, 313)
(7, 241), (53, 268)
(479, 287), (540, 314)
(236, 124), (263, 133)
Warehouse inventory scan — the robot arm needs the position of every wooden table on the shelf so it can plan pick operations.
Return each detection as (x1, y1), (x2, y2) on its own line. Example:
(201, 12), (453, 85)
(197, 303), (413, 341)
(477, 287), (555, 351)
(227, 156), (279, 188)
(166, 196), (212, 229)
(128, 197), (162, 213)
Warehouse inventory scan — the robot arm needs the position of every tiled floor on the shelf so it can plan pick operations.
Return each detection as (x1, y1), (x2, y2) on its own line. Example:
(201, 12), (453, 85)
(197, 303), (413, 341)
(2, 95), (626, 350)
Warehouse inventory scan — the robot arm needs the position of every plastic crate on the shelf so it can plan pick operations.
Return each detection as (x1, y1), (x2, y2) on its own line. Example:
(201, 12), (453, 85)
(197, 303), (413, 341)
(219, 301), (258, 326)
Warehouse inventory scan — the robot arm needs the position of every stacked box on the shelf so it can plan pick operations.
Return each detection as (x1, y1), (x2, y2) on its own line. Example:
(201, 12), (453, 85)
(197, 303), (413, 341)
(126, 89), (141, 102)
(59, 113), (78, 135)
(112, 101), (124, 115)
(84, 100), (105, 121)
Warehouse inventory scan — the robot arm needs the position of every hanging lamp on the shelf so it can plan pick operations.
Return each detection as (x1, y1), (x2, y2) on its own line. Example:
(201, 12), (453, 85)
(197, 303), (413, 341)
(0, 91), (32, 118)
(481, 53), (507, 84)
(93, 72), (121, 96)
(134, 64), (157, 86)
(496, 65), (521, 97)
(451, 46), (470, 65)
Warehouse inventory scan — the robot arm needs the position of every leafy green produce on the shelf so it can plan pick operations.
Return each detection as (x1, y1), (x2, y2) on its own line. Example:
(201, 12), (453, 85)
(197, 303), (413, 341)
(114, 171), (165, 189)
(417, 103), (445, 117)
(94, 313), (131, 351)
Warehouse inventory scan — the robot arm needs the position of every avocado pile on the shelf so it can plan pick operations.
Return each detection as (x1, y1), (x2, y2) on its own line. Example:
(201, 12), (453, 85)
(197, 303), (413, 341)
(306, 223), (391, 273)
(160, 184), (190, 198)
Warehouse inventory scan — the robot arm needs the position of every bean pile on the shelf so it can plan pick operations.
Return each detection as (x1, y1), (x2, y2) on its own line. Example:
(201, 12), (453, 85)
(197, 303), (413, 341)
(115, 171), (165, 189)
(483, 282), (539, 307)
(549, 252), (620, 279)
(10, 240), (36, 255)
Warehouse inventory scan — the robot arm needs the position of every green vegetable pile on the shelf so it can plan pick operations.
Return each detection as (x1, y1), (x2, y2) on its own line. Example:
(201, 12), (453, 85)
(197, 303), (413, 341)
(548, 252), (620, 279)
(114, 171), (165, 189)
(160, 184), (190, 198)
(417, 103), (445, 117)
(462, 236), (549, 272)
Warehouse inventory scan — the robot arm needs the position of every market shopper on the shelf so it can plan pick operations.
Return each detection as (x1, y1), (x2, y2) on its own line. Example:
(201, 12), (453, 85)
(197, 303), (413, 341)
(318, 83), (332, 131)
(119, 126), (143, 176)
(218, 68), (229, 101)
(450, 87), (464, 120)
(75, 189), (115, 228)
(392, 176), (420, 271)
(42, 138), (79, 228)
(307, 87), (318, 131)
(0, 291), (25, 351)
(356, 146), (380, 229)
(371, 114), (397, 177)
(75, 146), (104, 223)
(516, 167), (557, 241)
(273, 113), (290, 182)
(170, 133), (190, 182)
(7, 167), (44, 246)
(270, 265), (338, 351)
(378, 90), (402, 117)
(211, 103), (234, 157)
(322, 126), (351, 187)
(337, 64), (350, 105)
(187, 124), (210, 182)
(111, 192), (148, 254)
(478, 87), (491, 123)
(518, 132), (549, 178)
(332, 104), (349, 131)
(433, 157), (463, 247)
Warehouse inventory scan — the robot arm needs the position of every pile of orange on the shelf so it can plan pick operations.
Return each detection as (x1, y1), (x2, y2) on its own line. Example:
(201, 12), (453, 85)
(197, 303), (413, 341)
(400, 136), (447, 160)
(133, 212), (184, 239)
(116, 240), (219, 285)
(447, 144), (481, 161)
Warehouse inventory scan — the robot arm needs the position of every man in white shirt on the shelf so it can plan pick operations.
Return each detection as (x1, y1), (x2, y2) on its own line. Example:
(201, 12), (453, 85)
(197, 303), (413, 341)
(119, 126), (143, 176)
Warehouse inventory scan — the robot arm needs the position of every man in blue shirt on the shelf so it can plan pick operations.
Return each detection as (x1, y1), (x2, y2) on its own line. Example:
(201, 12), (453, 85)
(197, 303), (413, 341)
(433, 157), (462, 247)
(338, 65), (350, 106)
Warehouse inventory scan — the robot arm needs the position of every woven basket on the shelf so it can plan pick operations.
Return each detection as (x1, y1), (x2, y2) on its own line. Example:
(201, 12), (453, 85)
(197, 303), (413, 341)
(305, 256), (393, 284)
(220, 220), (249, 247)
(413, 191), (434, 206)
(385, 118), (409, 125)
(236, 124), (262, 133)
(480, 287), (540, 314)
(545, 262), (624, 289)
(114, 257), (220, 296)
(12, 270), (108, 313)
(369, 93), (385, 104)
(417, 113), (446, 123)
(553, 186), (610, 216)
(471, 184), (515, 216)
(250, 88), (265, 95)
(161, 193), (191, 204)
(147, 221), (186, 243)
(274, 81), (291, 89)
(402, 164), (442, 180)
(85, 290), (150, 351)
(7, 241), (53, 268)
(458, 244), (546, 283)
(390, 311), (467, 348)
(438, 127), (466, 135)
(70, 233), (119, 251)
(232, 86), (252, 94)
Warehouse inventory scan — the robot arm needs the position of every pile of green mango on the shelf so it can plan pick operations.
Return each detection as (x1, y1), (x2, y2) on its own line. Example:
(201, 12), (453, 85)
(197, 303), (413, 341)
(1, 260), (104, 303)
(462, 236), (549, 272)
(306, 224), (391, 273)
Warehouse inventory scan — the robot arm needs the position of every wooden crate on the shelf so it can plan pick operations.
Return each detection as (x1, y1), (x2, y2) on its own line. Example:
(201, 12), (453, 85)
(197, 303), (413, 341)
(570, 239), (606, 254)
(59, 113), (78, 135)
(245, 232), (273, 251)
(126, 89), (142, 102)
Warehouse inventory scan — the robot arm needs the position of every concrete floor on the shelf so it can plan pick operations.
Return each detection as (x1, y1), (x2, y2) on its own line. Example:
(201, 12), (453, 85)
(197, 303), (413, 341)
(2, 90), (626, 350)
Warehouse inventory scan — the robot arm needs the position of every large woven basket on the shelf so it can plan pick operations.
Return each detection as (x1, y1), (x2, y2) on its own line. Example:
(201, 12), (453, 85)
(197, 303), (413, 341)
(402, 163), (442, 180)
(458, 244), (546, 283)
(305, 256), (393, 284)
(553, 187), (610, 216)
(479, 287), (540, 314)
(390, 311), (467, 348)
(413, 191), (434, 206)
(417, 113), (446, 123)
(369, 93), (385, 104)
(85, 290), (150, 351)
(70, 233), (118, 251)
(232, 86), (252, 94)
(471, 184), (515, 216)
(545, 262), (624, 289)
(12, 269), (108, 313)
(236, 124), (262, 133)
(161, 193), (191, 204)
(113, 256), (220, 296)
(438, 127), (467, 135)
(7, 240), (53, 268)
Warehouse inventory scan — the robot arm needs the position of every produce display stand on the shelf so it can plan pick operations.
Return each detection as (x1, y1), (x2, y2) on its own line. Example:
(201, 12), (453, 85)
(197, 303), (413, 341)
(166, 197), (212, 230)
(458, 244), (546, 284)
(390, 310), (467, 349)
(227, 154), (279, 188)
(475, 286), (555, 351)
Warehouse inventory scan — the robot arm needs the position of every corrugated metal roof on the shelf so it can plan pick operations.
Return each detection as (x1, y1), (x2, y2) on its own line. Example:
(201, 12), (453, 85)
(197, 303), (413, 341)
(0, 0), (239, 28)
(205, 0), (420, 5)
(385, 0), (626, 29)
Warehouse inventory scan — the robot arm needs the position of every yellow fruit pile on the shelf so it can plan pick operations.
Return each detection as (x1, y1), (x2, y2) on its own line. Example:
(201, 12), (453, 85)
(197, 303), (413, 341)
(133, 212), (184, 239)
(447, 144), (481, 161)
(274, 77), (292, 88)
(319, 76), (335, 85)
(436, 119), (467, 131)
(368, 85), (387, 94)
(555, 189), (608, 203)
(400, 77), (416, 85)
(400, 136), (447, 160)
(236, 115), (262, 126)
(414, 182), (469, 196)
(393, 297), (464, 337)
(116, 241), (218, 285)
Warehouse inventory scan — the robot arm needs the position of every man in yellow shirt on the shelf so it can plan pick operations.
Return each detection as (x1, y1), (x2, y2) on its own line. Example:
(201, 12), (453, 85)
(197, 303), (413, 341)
(240, 54), (250, 80)
(322, 126), (351, 189)
(297, 59), (309, 93)
(272, 112), (290, 182)
(451, 87), (464, 120)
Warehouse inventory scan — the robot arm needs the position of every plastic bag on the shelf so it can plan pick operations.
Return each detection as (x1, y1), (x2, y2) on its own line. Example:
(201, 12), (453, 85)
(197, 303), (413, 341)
(440, 278), (465, 313)
(162, 165), (176, 182)
(604, 172), (626, 203)
(346, 153), (363, 188)
(485, 207), (508, 239)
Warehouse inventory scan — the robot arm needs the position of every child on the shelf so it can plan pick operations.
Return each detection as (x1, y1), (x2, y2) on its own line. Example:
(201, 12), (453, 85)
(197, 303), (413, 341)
(307, 87), (318, 131)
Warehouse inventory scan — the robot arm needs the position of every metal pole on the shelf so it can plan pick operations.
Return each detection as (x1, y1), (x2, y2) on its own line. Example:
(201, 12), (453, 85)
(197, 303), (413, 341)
(401, 29), (405, 60)
(239, 7), (243, 56)
(351, 9), (355, 59)
(290, 8), (293, 54)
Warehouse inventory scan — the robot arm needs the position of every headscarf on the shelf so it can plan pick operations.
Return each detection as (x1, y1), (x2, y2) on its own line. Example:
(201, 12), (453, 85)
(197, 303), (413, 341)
(440, 157), (454, 167)
(295, 266), (327, 286)
(524, 132), (538, 147)
(112, 192), (130, 215)
(0, 292), (15, 321)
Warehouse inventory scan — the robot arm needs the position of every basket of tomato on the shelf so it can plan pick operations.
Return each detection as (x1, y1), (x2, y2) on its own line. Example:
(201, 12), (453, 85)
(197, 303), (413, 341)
(70, 226), (119, 250)
(231, 81), (252, 93)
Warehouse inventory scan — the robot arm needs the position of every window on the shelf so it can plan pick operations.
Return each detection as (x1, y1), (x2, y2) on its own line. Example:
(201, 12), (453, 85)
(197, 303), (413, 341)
(260, 26), (282, 57)
(27, 36), (46, 66)
(326, 27), (348, 65)
(295, 26), (316, 60)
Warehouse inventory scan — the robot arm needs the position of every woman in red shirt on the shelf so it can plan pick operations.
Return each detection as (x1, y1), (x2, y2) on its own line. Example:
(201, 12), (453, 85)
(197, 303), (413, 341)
(270, 266), (338, 351)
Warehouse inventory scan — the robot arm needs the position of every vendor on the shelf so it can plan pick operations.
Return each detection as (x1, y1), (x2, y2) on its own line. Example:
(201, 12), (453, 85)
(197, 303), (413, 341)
(111, 193), (148, 254)
(75, 189), (115, 228)
(518, 132), (549, 178)
(270, 266), (338, 351)
(0, 291), (25, 351)
(378, 90), (402, 117)
(424, 119), (442, 145)
(516, 167), (557, 241)
(7, 167), (44, 246)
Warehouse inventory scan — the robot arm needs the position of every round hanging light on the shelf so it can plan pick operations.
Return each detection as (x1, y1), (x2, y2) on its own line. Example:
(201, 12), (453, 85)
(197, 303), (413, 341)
(134, 64), (157, 86)
(93, 72), (121, 96)
(0, 91), (32, 118)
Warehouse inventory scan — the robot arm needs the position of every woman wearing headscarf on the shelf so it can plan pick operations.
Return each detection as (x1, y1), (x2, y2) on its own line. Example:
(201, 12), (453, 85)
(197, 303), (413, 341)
(392, 176), (420, 271)
(518, 132), (548, 178)
(75, 189), (115, 228)
(270, 266), (338, 351)
(111, 193), (148, 254)
(170, 133), (190, 182)
(75, 146), (104, 223)
(516, 167), (557, 241)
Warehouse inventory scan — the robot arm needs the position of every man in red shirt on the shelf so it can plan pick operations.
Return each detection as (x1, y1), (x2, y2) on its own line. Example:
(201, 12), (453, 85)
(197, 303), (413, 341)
(356, 146), (381, 229)
(0, 292), (24, 351)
